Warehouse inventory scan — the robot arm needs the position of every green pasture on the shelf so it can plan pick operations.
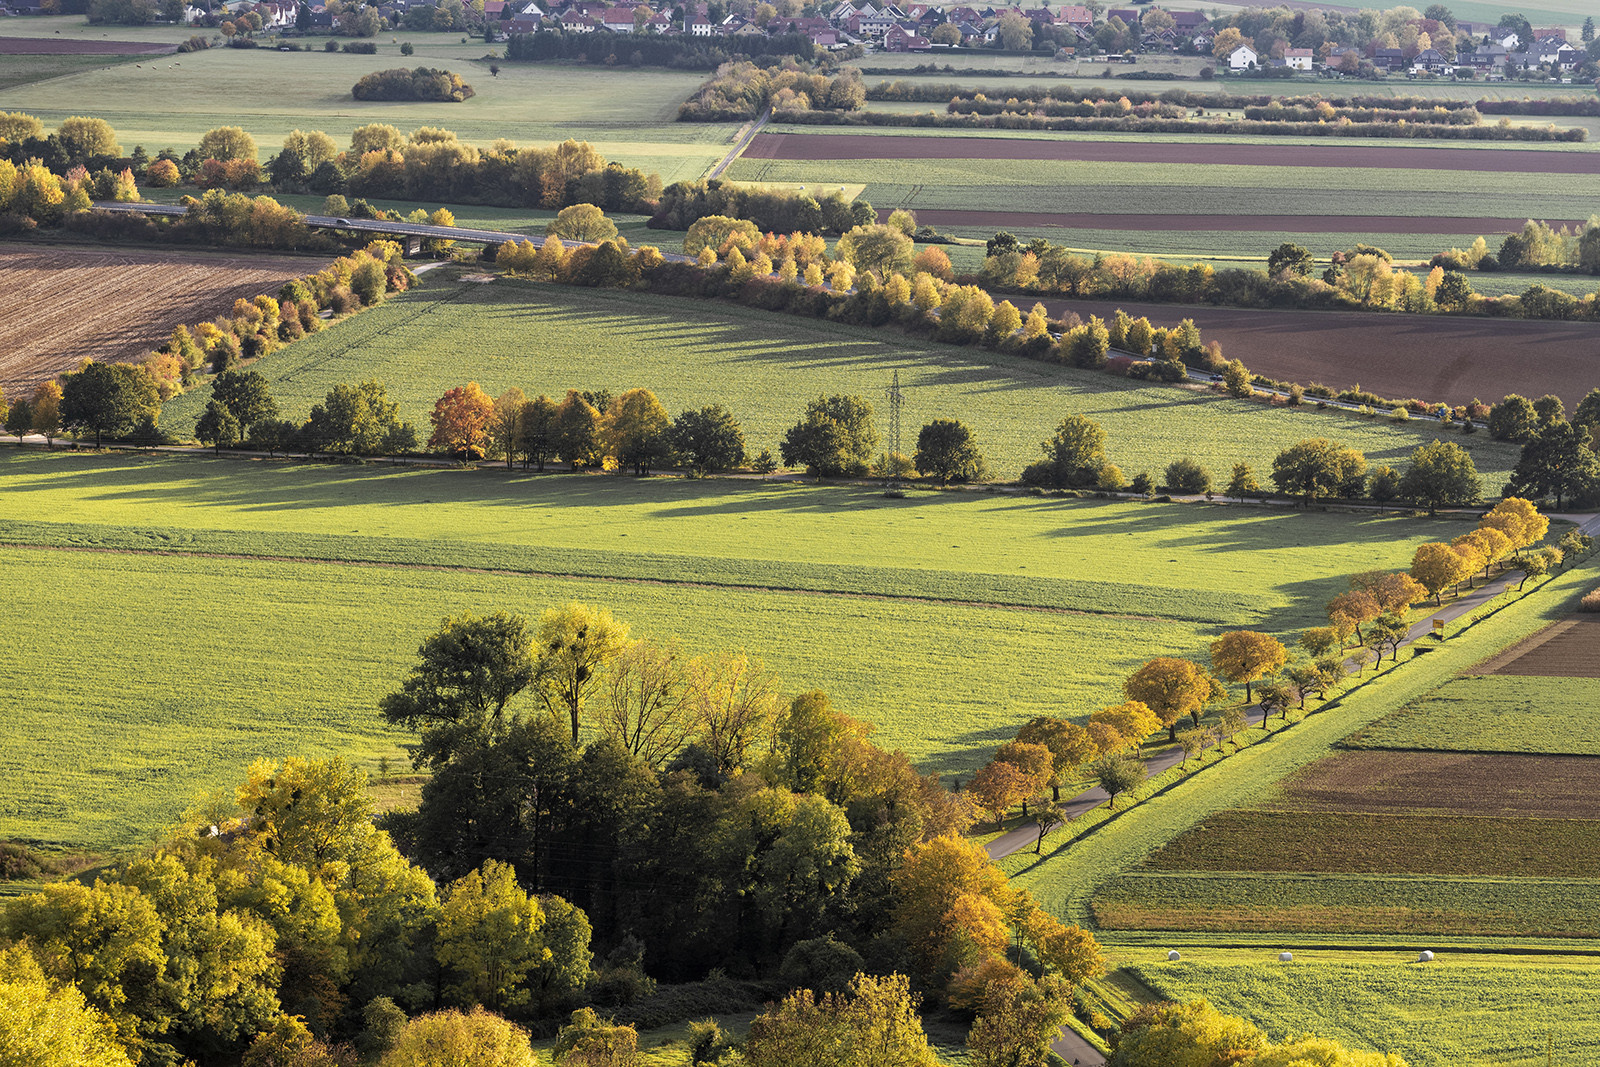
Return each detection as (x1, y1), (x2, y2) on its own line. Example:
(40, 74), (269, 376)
(1345, 674), (1600, 754)
(1095, 870), (1600, 937)
(0, 448), (1473, 850)
(0, 39), (730, 181)
(157, 277), (1523, 485)
(1127, 957), (1600, 1066)
(725, 155), (1600, 228)
(1001, 555), (1600, 923)
(0, 51), (146, 91)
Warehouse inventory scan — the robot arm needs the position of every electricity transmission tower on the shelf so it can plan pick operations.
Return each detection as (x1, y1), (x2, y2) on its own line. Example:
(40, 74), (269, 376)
(884, 370), (904, 497)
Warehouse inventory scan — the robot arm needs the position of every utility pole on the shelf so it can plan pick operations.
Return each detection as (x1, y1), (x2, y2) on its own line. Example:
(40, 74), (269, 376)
(884, 369), (904, 498)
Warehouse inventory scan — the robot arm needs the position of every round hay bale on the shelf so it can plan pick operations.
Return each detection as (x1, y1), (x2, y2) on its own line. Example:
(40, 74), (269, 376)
(1418, 950), (1435, 962)
(1278, 951), (1294, 962)
(1168, 950), (1181, 961)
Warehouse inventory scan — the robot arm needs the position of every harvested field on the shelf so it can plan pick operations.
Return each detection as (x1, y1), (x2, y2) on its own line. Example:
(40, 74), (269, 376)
(1269, 750), (1600, 818)
(1345, 674), (1600, 756)
(0, 36), (175, 54)
(1477, 616), (1600, 677)
(745, 133), (1600, 174)
(1038, 298), (1600, 408)
(1140, 809), (1600, 878)
(0, 246), (323, 395)
(893, 209), (1577, 234)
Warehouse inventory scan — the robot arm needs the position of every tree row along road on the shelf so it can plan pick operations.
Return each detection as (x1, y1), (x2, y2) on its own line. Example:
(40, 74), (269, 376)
(89, 202), (697, 261)
(987, 514), (1600, 867)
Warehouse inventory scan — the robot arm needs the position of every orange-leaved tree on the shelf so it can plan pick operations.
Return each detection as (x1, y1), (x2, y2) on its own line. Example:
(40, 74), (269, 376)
(428, 381), (495, 458)
(1088, 701), (1161, 750)
(1013, 717), (1096, 801)
(1410, 542), (1472, 605)
(1123, 657), (1213, 741)
(1209, 631), (1287, 703)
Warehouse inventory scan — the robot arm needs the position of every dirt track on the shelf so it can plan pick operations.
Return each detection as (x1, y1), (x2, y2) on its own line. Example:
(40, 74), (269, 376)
(746, 132), (1600, 174)
(0, 246), (322, 395)
(0, 36), (174, 54)
(1038, 296), (1600, 407)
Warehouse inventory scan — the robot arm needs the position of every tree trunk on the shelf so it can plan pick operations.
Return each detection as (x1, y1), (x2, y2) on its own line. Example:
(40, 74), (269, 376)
(1052, 783), (1060, 802)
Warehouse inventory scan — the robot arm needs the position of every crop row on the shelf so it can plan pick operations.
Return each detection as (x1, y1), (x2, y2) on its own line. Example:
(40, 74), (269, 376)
(1344, 673), (1600, 754)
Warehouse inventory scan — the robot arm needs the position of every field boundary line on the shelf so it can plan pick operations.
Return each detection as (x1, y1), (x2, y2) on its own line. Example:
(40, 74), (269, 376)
(0, 539), (1189, 623)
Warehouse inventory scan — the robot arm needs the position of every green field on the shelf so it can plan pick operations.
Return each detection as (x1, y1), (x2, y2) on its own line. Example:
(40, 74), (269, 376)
(1126, 956), (1600, 1067)
(1345, 674), (1600, 754)
(157, 275), (1523, 485)
(0, 449), (1472, 851)
(1094, 870), (1600, 937)
(0, 31), (730, 181)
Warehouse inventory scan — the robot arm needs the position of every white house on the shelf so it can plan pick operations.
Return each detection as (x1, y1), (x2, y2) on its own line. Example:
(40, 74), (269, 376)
(1283, 46), (1313, 69)
(1227, 43), (1257, 69)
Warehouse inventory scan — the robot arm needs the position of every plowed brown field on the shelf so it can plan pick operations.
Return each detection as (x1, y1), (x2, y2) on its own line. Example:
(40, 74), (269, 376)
(0, 36), (175, 54)
(0, 246), (322, 395)
(1272, 750), (1600, 818)
(1478, 616), (1600, 677)
(1039, 297), (1600, 408)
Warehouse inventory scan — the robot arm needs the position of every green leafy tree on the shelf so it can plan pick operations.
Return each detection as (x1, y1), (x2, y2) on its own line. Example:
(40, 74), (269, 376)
(436, 860), (550, 1012)
(744, 973), (939, 1067)
(59, 361), (161, 447)
(380, 1008), (538, 1067)
(1368, 465), (1401, 507)
(5, 396), (32, 443)
(553, 1008), (639, 1067)
(546, 203), (617, 242)
(1434, 270), (1474, 311)
(194, 398), (242, 454)
(536, 601), (630, 744)
(1508, 420), (1600, 508)
(1271, 438), (1367, 505)
(1226, 462), (1260, 501)
(913, 418), (986, 485)
(210, 369), (282, 433)
(305, 379), (415, 456)
(669, 404), (745, 474)
(836, 223), (915, 278)
(555, 390), (603, 469)
(1397, 439), (1481, 514)
(198, 125), (258, 162)
(780, 395), (878, 478)
(1023, 413), (1107, 488)
(603, 388), (672, 475)
(1088, 752), (1145, 808)
(518, 394), (560, 471)
(967, 975), (1075, 1067)
(1163, 457), (1212, 495)
(1488, 394), (1538, 442)
(0, 946), (134, 1067)
(1265, 242), (1313, 277)
(380, 612), (538, 769)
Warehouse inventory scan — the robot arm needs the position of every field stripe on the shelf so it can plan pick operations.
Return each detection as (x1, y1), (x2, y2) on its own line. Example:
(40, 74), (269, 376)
(0, 540), (1178, 623)
(746, 132), (1600, 174)
(892, 208), (1583, 233)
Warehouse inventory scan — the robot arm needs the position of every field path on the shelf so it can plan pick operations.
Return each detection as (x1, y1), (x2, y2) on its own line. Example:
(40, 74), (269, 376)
(707, 108), (771, 180)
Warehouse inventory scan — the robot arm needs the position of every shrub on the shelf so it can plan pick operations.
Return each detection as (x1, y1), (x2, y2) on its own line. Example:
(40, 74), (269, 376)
(1164, 457), (1213, 495)
(1581, 587), (1600, 612)
(352, 66), (475, 102)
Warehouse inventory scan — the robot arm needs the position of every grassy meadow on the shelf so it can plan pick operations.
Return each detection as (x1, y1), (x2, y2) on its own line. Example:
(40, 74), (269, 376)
(158, 275), (1524, 485)
(1345, 673), (1600, 754)
(0, 30), (730, 181)
(0, 448), (1472, 850)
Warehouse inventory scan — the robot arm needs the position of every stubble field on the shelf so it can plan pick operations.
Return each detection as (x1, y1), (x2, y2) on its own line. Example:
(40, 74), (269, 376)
(0, 245), (326, 396)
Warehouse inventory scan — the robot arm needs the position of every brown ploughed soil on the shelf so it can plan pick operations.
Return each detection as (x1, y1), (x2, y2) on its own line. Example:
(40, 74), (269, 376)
(1038, 297), (1600, 408)
(0, 246), (322, 395)
(1271, 750), (1600, 818)
(0, 36), (175, 54)
(746, 132), (1600, 174)
(1477, 616), (1600, 677)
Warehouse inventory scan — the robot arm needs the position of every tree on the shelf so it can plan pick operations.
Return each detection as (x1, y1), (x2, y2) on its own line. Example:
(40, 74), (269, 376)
(555, 390), (602, 469)
(1164, 457), (1212, 495)
(1109, 998), (1268, 1067)
(683, 215), (759, 256)
(780, 395), (878, 478)
(436, 860), (549, 1012)
(1271, 438), (1367, 505)
(380, 611), (538, 768)
(1124, 657), (1213, 741)
(1088, 753), (1145, 808)
(518, 394), (560, 471)
(1014, 716), (1096, 800)
(1226, 462), (1261, 501)
(1488, 394), (1538, 442)
(490, 387), (527, 468)
(536, 601), (630, 744)
(194, 399), (242, 453)
(1368, 464), (1401, 506)
(1514, 545), (1562, 589)
(30, 380), (62, 446)
(1221, 359), (1253, 398)
(1410, 542), (1472, 605)
(686, 650), (782, 776)
(669, 404), (745, 474)
(198, 125), (258, 161)
(1398, 439), (1481, 514)
(379, 1008), (537, 1067)
(1508, 420), (1600, 508)
(1482, 497), (1549, 555)
(1089, 700), (1162, 750)
(603, 388), (672, 475)
(1366, 612), (1409, 664)
(211, 369), (279, 438)
(1024, 413), (1107, 488)
(992, 740), (1054, 818)
(914, 418), (986, 485)
(305, 379), (416, 456)
(552, 1007), (639, 1067)
(1208, 630), (1286, 704)
(546, 203), (617, 242)
(967, 974), (1075, 1067)
(1435, 270), (1473, 311)
(1266, 242), (1313, 277)
(60, 360), (161, 447)
(5, 396), (32, 443)
(1211, 26), (1245, 59)
(1327, 589), (1380, 643)
(429, 381), (496, 458)
(0, 946), (134, 1067)
(744, 973), (939, 1067)
(890, 835), (1019, 982)
(996, 9), (1031, 48)
(835, 223), (914, 278)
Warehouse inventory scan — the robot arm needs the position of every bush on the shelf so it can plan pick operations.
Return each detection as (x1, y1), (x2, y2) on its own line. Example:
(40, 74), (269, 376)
(342, 41), (378, 53)
(352, 66), (475, 102)
(1581, 587), (1600, 612)
(1163, 457), (1212, 494)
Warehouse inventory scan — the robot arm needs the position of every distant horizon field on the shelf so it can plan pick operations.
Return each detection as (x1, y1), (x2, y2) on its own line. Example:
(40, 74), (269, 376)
(0, 450), (1468, 851)
(157, 274), (1524, 487)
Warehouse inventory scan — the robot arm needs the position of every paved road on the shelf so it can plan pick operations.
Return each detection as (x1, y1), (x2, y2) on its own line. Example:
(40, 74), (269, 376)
(707, 108), (771, 180)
